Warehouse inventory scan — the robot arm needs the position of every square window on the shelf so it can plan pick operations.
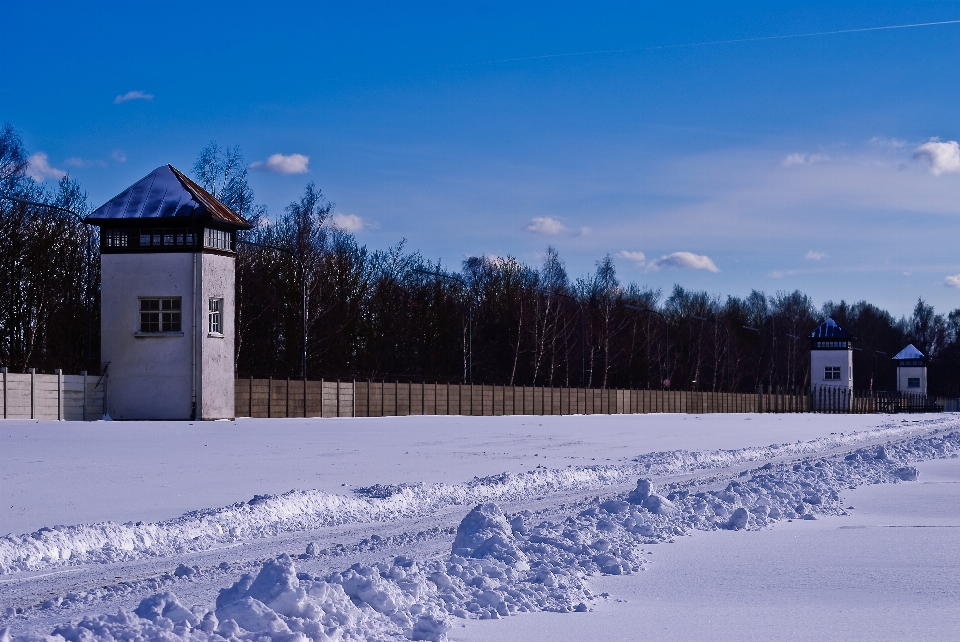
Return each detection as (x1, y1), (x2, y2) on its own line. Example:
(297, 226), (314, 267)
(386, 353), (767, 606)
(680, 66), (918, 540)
(908, 377), (920, 388)
(824, 366), (841, 381)
(140, 298), (181, 333)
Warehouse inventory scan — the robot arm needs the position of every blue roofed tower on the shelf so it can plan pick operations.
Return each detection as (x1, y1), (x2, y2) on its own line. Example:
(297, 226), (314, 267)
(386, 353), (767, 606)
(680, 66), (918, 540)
(892, 344), (927, 395)
(808, 318), (854, 403)
(86, 165), (251, 420)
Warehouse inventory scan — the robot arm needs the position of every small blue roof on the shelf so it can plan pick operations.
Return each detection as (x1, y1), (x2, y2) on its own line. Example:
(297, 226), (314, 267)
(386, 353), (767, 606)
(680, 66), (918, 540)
(86, 165), (249, 228)
(892, 344), (925, 360)
(808, 317), (853, 340)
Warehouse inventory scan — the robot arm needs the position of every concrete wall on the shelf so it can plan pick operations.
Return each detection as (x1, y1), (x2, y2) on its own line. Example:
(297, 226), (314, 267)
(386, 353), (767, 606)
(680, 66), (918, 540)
(810, 348), (853, 390)
(101, 253), (194, 419)
(897, 366), (927, 395)
(1, 370), (105, 420)
(199, 253), (235, 419)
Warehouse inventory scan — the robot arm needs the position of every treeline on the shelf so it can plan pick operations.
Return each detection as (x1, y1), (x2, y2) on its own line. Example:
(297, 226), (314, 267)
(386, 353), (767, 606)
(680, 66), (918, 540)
(0, 124), (97, 375)
(4, 126), (960, 394)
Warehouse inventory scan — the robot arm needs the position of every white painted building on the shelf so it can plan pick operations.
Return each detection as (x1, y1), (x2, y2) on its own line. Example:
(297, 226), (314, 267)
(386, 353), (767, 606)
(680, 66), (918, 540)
(87, 165), (250, 420)
(808, 318), (853, 409)
(892, 344), (927, 395)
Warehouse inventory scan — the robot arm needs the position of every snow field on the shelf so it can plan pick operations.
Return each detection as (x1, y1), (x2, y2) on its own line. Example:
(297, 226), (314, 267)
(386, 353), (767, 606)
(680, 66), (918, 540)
(6, 421), (959, 641)
(0, 413), (910, 535)
(453, 455), (960, 642)
(0, 419), (944, 576)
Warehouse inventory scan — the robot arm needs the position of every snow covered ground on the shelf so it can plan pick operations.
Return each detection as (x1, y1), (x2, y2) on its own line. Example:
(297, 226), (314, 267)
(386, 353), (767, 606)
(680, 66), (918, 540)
(453, 456), (960, 642)
(2, 413), (959, 641)
(2, 414), (906, 533)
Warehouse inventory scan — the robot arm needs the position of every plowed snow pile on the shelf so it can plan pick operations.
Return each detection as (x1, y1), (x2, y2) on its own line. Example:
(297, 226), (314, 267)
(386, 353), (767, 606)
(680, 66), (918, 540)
(6, 425), (958, 642)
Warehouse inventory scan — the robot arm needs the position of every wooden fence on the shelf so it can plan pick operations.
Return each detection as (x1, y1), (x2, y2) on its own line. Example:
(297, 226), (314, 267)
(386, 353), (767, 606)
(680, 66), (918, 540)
(233, 379), (957, 418)
(1, 372), (949, 420)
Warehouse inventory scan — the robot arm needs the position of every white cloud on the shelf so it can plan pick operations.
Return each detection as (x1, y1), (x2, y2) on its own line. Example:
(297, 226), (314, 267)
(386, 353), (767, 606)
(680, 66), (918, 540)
(64, 157), (105, 168)
(914, 139), (960, 176)
(250, 153), (310, 174)
(782, 152), (830, 167)
(945, 274), (960, 289)
(645, 251), (719, 273)
(617, 250), (646, 266)
(111, 150), (127, 163)
(114, 90), (153, 104)
(26, 153), (66, 182)
(869, 136), (907, 149)
(805, 250), (826, 260)
(330, 213), (375, 233)
(524, 216), (567, 234)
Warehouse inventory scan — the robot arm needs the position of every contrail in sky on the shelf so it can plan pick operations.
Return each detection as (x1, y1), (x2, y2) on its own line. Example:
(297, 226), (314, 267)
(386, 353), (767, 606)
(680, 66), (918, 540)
(459, 18), (960, 67)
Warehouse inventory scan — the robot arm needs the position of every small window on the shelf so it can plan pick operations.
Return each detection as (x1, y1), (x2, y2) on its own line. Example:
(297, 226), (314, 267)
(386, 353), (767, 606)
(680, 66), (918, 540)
(103, 229), (128, 247)
(140, 298), (181, 333)
(824, 366), (841, 381)
(205, 228), (233, 251)
(817, 340), (847, 349)
(208, 298), (223, 334)
(908, 377), (920, 388)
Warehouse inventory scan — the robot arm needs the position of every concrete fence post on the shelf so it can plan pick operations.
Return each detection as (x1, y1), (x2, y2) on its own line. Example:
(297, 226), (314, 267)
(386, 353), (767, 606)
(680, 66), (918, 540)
(29, 368), (36, 419)
(56, 369), (63, 420)
(81, 371), (87, 421)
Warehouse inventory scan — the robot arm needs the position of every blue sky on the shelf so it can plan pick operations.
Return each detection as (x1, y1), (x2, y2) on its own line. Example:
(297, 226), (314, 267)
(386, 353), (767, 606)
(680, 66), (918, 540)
(3, 1), (960, 316)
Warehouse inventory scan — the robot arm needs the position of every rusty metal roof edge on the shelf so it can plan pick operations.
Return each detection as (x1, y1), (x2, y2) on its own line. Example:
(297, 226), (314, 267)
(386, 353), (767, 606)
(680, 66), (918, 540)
(167, 164), (252, 229)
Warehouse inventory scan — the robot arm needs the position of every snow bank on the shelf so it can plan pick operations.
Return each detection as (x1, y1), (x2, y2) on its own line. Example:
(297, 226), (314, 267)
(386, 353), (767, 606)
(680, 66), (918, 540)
(0, 420), (951, 576)
(11, 428), (960, 642)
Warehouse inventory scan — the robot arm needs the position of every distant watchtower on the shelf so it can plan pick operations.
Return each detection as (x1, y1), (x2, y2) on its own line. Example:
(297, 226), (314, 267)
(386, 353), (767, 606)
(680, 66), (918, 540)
(808, 318), (853, 392)
(86, 165), (251, 420)
(892, 344), (927, 395)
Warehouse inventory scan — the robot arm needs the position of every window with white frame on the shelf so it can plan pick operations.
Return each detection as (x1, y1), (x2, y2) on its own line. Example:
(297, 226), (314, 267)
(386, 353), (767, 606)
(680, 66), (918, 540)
(908, 377), (921, 388)
(824, 366), (841, 380)
(204, 228), (233, 251)
(208, 298), (223, 334)
(140, 298), (181, 332)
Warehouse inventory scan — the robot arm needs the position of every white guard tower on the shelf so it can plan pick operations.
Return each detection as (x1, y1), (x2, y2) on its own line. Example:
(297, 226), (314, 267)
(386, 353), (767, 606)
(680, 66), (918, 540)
(87, 165), (250, 420)
(892, 344), (927, 395)
(808, 318), (853, 406)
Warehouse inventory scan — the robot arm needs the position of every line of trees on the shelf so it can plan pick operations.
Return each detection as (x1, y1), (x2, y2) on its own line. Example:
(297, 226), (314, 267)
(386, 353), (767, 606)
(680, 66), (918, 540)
(3, 126), (960, 395)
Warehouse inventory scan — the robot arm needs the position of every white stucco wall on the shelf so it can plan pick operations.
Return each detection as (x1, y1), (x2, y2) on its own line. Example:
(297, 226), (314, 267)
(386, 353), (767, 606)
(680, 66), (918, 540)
(101, 253), (195, 420)
(896, 366), (927, 395)
(810, 348), (853, 391)
(102, 250), (237, 420)
(199, 252), (236, 419)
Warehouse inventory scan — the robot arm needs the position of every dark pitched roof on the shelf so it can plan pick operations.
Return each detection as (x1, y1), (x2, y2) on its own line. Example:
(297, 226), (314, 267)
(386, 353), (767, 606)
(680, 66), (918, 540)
(86, 164), (251, 229)
(808, 318), (853, 340)
(892, 344), (925, 360)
